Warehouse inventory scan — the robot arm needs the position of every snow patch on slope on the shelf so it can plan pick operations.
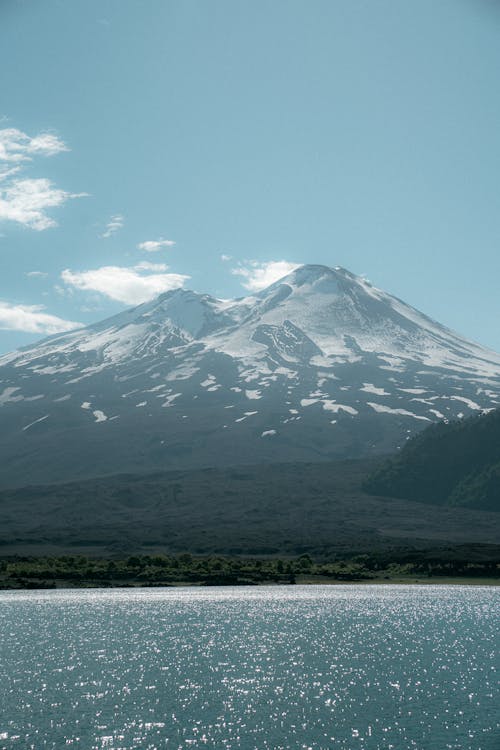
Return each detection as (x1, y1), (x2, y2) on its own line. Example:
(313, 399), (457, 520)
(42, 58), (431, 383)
(367, 402), (431, 421)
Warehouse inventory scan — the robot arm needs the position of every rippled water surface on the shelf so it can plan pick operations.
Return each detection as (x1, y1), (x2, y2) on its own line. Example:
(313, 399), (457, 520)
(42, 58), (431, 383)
(0, 585), (498, 749)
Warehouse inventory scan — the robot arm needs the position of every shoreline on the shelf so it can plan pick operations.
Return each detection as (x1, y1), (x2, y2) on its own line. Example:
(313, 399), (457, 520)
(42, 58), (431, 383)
(2, 576), (499, 591)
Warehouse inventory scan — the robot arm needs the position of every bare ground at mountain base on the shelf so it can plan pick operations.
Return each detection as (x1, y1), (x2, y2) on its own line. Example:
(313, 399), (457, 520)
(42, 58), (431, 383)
(1, 458), (499, 557)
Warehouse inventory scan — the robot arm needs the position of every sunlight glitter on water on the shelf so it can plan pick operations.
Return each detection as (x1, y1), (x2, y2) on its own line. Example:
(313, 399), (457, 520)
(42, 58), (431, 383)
(0, 585), (498, 749)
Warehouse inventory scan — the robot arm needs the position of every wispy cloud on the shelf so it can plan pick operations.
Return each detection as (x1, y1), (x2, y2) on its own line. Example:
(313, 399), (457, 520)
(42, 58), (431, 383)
(137, 238), (176, 252)
(0, 127), (86, 231)
(134, 261), (169, 272)
(0, 166), (21, 183)
(0, 128), (68, 162)
(100, 214), (124, 238)
(61, 263), (190, 305)
(231, 260), (300, 291)
(0, 301), (81, 334)
(220, 254), (232, 262)
(26, 270), (48, 278)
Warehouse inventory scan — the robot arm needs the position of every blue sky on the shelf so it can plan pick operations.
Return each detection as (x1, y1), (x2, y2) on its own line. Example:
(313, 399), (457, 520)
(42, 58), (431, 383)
(0, 0), (499, 354)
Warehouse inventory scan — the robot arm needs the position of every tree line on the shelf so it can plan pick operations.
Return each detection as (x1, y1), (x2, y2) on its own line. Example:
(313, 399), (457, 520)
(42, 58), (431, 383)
(1, 549), (498, 589)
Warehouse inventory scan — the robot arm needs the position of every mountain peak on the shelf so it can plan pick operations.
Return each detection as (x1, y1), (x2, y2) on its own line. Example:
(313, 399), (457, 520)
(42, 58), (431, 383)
(268, 263), (346, 288)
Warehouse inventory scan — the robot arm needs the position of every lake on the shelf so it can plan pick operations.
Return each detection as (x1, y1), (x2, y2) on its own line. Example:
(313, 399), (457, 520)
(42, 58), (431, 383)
(0, 585), (498, 749)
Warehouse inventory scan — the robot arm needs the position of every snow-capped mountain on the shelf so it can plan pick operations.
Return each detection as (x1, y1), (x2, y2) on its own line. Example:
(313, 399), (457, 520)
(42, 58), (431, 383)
(1, 264), (499, 487)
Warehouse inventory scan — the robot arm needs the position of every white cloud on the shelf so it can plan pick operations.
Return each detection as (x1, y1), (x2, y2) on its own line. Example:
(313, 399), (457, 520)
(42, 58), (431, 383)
(0, 301), (81, 334)
(232, 260), (300, 291)
(26, 271), (48, 278)
(0, 128), (68, 163)
(100, 214), (124, 238)
(137, 238), (176, 252)
(61, 263), (190, 305)
(0, 178), (85, 231)
(0, 127), (85, 231)
(220, 254), (232, 262)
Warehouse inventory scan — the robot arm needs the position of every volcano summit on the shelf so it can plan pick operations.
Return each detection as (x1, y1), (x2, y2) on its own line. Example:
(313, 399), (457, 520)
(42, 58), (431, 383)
(0, 264), (499, 487)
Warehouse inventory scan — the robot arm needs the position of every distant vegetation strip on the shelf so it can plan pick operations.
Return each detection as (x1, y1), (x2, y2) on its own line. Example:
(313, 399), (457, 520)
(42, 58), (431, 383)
(1, 548), (499, 589)
(365, 409), (500, 511)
